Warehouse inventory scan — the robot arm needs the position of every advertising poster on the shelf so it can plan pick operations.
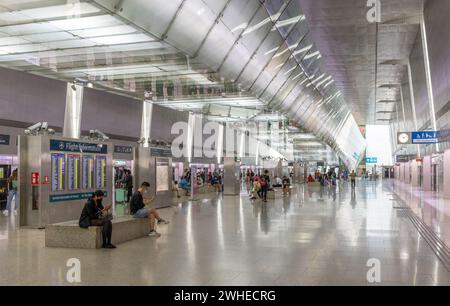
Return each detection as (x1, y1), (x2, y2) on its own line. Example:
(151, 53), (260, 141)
(82, 155), (94, 189)
(156, 163), (169, 192)
(51, 153), (65, 192)
(67, 154), (81, 190)
(96, 155), (107, 189)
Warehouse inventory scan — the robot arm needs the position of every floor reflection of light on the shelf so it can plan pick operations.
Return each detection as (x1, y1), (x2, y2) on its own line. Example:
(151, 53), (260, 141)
(217, 198), (225, 249)
(239, 197), (246, 242)
(186, 204), (196, 263)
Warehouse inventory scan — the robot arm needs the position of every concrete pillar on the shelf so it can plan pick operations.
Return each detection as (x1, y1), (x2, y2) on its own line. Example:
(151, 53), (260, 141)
(444, 150), (450, 198)
(420, 17), (439, 152)
(411, 160), (419, 187)
(423, 155), (432, 191)
(63, 83), (84, 139)
(140, 100), (153, 148)
(223, 157), (239, 196)
(405, 162), (411, 184)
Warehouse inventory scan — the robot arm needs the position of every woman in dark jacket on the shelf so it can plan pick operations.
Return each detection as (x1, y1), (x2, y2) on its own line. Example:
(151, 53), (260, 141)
(79, 190), (115, 249)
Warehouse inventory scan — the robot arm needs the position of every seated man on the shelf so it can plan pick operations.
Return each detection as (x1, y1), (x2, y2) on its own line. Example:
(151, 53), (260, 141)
(79, 190), (116, 249)
(130, 182), (169, 237)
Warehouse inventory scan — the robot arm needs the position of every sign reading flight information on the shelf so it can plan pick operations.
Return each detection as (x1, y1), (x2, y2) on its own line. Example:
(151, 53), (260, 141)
(50, 139), (107, 154)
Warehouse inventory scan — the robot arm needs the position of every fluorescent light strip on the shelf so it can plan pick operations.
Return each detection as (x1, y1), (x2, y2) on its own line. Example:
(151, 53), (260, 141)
(316, 75), (332, 87)
(283, 66), (297, 76)
(303, 51), (320, 60)
(290, 44), (312, 57)
(272, 15), (305, 31)
(310, 73), (326, 84)
(264, 46), (279, 56)
(323, 79), (335, 89)
(292, 72), (304, 81)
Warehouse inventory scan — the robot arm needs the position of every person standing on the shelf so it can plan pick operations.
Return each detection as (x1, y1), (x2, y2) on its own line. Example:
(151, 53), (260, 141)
(123, 170), (133, 203)
(3, 169), (17, 217)
(260, 170), (271, 202)
(350, 170), (356, 190)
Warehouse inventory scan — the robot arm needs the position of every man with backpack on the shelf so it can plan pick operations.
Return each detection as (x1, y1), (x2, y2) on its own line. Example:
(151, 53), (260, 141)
(260, 170), (271, 202)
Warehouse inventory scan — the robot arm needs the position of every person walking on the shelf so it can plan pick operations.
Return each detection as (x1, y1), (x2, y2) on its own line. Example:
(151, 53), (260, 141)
(350, 170), (356, 190)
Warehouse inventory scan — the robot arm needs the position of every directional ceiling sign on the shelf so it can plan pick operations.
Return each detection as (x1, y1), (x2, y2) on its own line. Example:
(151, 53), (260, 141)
(411, 131), (439, 144)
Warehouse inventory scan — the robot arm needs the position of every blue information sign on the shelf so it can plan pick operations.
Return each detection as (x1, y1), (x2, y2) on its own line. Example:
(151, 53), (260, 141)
(411, 131), (439, 144)
(50, 139), (107, 154)
(366, 157), (378, 164)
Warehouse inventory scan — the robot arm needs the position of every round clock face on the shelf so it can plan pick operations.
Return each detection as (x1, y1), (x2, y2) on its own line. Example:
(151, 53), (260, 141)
(398, 133), (409, 144)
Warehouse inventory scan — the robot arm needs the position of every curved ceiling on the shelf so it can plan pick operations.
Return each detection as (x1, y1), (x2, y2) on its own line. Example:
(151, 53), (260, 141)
(92, 0), (366, 168)
(0, 0), (367, 168)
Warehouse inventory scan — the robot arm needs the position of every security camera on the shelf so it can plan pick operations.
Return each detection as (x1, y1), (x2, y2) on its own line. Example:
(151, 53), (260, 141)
(93, 129), (109, 140)
(71, 84), (77, 91)
(137, 138), (146, 145)
(27, 122), (42, 131)
(41, 122), (48, 131)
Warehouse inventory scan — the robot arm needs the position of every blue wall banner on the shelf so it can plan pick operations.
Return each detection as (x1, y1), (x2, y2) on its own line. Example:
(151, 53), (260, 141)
(50, 139), (108, 154)
(411, 131), (439, 144)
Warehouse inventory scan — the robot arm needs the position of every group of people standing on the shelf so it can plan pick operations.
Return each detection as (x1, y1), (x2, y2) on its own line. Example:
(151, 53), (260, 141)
(307, 169), (357, 190)
(244, 169), (290, 202)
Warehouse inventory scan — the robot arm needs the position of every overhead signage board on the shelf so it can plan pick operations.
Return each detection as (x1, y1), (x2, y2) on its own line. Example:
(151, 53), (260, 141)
(50, 139), (107, 154)
(411, 131), (439, 144)
(396, 155), (411, 163)
(114, 145), (133, 154)
(150, 147), (172, 158)
(0, 134), (10, 145)
(366, 157), (378, 164)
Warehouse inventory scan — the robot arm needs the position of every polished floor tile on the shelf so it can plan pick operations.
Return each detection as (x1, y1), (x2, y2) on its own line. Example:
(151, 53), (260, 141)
(0, 179), (449, 286)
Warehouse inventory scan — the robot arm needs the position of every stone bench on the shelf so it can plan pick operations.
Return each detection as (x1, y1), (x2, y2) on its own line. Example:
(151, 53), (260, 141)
(45, 215), (149, 249)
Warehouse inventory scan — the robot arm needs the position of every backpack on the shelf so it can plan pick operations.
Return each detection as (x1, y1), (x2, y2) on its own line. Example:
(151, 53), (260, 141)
(260, 176), (267, 186)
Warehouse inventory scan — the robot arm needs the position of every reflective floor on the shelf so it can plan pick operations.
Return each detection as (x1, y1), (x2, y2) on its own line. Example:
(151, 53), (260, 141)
(1, 179), (450, 286)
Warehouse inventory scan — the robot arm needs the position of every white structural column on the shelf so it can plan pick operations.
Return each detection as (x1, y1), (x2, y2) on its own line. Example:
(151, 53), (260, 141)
(63, 83), (84, 139)
(407, 61), (421, 157)
(140, 100), (153, 148)
(420, 16), (439, 152)
(399, 85), (407, 130)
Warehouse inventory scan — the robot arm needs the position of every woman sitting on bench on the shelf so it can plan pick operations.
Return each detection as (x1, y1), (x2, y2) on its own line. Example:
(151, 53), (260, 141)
(79, 190), (115, 249)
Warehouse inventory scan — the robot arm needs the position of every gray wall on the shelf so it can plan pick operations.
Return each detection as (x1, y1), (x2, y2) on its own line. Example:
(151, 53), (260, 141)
(81, 88), (142, 139)
(0, 67), (193, 157)
(0, 67), (66, 127)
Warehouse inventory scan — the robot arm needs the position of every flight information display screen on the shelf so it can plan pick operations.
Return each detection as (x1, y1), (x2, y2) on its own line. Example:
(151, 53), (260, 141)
(96, 155), (107, 189)
(82, 155), (95, 189)
(51, 153), (66, 192)
(67, 154), (80, 190)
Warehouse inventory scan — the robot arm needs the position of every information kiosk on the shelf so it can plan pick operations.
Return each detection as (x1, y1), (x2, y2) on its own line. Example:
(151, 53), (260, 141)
(133, 146), (173, 209)
(18, 135), (113, 228)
